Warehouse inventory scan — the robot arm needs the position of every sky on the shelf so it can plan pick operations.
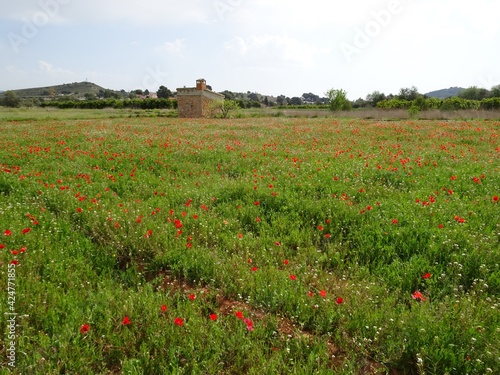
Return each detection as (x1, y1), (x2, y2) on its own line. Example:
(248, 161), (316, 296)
(1, 0), (499, 100)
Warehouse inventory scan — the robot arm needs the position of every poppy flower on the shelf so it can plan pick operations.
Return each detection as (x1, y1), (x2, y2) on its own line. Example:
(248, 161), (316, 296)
(251, 267), (258, 272)
(235, 311), (244, 320)
(493, 196), (499, 203)
(319, 290), (327, 298)
(283, 259), (289, 265)
(189, 294), (196, 300)
(411, 291), (427, 302)
(254, 201), (260, 206)
(289, 274), (297, 281)
(4, 229), (12, 236)
(174, 317), (184, 327)
(317, 225), (323, 231)
(80, 323), (90, 334)
(391, 219), (398, 225)
(210, 314), (217, 321)
(174, 219), (183, 229)
(10, 260), (19, 265)
(336, 297), (344, 304)
(161, 304), (167, 312)
(0, 244), (5, 249)
(244, 318), (254, 331)
(422, 272), (431, 279)
(122, 316), (131, 325)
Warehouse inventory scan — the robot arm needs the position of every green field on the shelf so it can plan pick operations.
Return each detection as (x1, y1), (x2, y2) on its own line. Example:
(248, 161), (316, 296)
(1, 113), (499, 374)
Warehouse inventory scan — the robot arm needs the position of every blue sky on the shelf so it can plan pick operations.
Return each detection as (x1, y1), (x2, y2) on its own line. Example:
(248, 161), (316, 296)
(1, 0), (499, 99)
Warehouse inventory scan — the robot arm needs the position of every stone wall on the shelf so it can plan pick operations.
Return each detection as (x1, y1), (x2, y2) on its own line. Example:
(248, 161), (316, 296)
(177, 87), (224, 118)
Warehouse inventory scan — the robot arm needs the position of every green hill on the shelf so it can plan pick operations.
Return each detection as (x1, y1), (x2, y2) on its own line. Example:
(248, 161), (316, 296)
(1, 82), (119, 99)
(425, 87), (464, 99)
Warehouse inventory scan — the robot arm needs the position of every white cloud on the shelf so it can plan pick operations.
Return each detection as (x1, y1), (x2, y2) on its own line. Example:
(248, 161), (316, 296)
(37, 60), (72, 76)
(155, 38), (186, 57)
(225, 35), (326, 68)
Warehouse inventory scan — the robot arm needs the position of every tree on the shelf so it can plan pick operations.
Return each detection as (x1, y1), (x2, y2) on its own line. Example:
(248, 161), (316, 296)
(289, 97), (303, 105)
(490, 85), (500, 98)
(398, 86), (419, 101)
(326, 88), (352, 111)
(366, 91), (386, 107)
(157, 86), (173, 98)
(459, 86), (488, 100)
(276, 95), (287, 106)
(209, 99), (240, 118)
(1, 91), (21, 107)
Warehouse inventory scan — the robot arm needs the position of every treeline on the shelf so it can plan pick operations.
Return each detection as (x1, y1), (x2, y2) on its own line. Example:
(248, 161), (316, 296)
(39, 98), (178, 110)
(376, 97), (500, 111)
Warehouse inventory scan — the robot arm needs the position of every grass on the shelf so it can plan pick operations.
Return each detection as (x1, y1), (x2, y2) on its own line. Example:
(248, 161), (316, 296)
(0, 112), (499, 374)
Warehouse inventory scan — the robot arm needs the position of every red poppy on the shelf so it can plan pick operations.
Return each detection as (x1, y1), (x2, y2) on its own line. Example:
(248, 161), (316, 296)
(4, 229), (12, 236)
(319, 290), (327, 298)
(251, 267), (258, 272)
(76, 207), (83, 213)
(392, 219), (398, 225)
(275, 241), (280, 246)
(289, 274), (297, 281)
(308, 291), (314, 297)
(235, 311), (244, 320)
(80, 323), (90, 334)
(161, 304), (167, 312)
(11, 250), (18, 255)
(493, 196), (499, 203)
(189, 294), (196, 300)
(317, 225), (323, 231)
(411, 291), (427, 301)
(174, 317), (184, 327)
(122, 316), (131, 325)
(256, 217), (261, 222)
(283, 259), (289, 265)
(210, 314), (217, 321)
(20, 247), (26, 253)
(336, 297), (343, 304)
(238, 233), (243, 238)
(0, 244), (5, 249)
(422, 272), (431, 279)
(144, 229), (153, 238)
(174, 219), (182, 229)
(438, 224), (444, 229)
(325, 233), (331, 238)
(244, 318), (254, 331)
(186, 242), (192, 248)
(10, 260), (19, 265)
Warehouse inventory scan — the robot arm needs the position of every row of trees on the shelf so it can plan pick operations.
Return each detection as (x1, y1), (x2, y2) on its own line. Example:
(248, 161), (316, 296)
(39, 98), (177, 110)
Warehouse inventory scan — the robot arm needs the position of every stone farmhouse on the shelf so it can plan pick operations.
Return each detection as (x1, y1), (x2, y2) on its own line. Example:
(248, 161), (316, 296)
(176, 79), (224, 118)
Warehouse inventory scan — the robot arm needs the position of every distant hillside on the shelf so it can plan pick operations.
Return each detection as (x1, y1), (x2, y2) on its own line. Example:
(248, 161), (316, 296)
(2, 82), (120, 99)
(425, 87), (464, 99)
